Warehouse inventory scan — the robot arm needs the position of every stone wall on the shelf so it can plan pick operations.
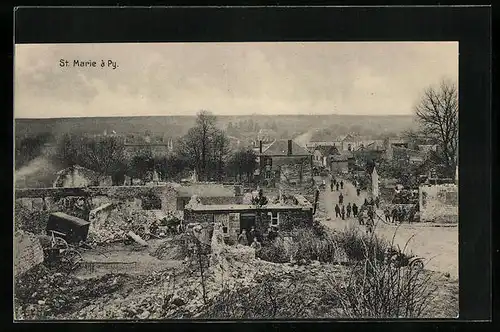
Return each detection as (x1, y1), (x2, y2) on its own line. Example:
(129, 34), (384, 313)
(14, 230), (44, 277)
(184, 207), (313, 242)
(15, 184), (178, 213)
(276, 209), (314, 231)
(419, 184), (458, 223)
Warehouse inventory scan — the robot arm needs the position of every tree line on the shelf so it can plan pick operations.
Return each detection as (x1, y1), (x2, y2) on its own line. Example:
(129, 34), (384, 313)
(51, 110), (258, 185)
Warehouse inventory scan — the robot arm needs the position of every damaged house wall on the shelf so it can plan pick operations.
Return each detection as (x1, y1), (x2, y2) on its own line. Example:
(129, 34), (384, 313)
(277, 157), (313, 186)
(419, 184), (458, 223)
(184, 196), (313, 243)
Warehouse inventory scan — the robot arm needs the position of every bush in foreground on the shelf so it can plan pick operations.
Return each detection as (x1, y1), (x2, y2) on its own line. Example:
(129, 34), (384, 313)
(326, 249), (437, 318)
(256, 223), (391, 265)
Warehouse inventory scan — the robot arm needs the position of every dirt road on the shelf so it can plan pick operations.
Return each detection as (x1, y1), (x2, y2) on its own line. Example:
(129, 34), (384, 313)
(316, 175), (458, 279)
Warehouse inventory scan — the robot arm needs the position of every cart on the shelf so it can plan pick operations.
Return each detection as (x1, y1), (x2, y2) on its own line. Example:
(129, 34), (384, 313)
(40, 230), (84, 272)
(41, 212), (90, 272)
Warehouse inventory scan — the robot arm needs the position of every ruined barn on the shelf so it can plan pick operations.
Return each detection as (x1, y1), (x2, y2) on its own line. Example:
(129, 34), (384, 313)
(183, 194), (314, 243)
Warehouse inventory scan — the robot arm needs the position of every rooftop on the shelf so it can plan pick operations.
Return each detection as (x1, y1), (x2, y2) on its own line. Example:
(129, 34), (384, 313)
(50, 212), (90, 226)
(261, 139), (311, 156)
(187, 203), (310, 212)
(315, 145), (340, 156)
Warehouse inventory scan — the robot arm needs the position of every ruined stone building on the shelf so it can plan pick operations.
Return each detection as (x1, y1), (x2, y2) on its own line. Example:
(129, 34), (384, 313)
(419, 183), (458, 223)
(258, 139), (313, 187)
(183, 194), (314, 243)
(330, 151), (355, 174)
(313, 145), (340, 168)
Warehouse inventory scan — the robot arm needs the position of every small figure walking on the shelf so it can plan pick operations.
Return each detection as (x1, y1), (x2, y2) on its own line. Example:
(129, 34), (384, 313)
(366, 205), (375, 234)
(391, 207), (398, 224)
(346, 203), (352, 218)
(339, 192), (344, 205)
(384, 207), (391, 223)
(340, 180), (344, 190)
(335, 204), (341, 218)
(341, 205), (346, 220)
(330, 181), (334, 192)
(357, 188), (361, 196)
(249, 226), (257, 244)
(352, 203), (358, 218)
(358, 209), (365, 225)
(336, 182), (340, 191)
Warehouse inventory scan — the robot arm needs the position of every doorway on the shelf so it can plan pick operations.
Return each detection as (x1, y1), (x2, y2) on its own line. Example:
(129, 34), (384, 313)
(239, 213), (256, 233)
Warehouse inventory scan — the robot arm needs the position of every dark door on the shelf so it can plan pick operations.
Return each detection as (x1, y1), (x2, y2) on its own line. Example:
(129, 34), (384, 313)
(240, 213), (256, 233)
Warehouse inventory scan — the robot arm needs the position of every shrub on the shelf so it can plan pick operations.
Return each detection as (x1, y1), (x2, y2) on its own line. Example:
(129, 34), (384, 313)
(326, 248), (437, 318)
(333, 225), (389, 262)
(257, 222), (389, 265)
(256, 238), (290, 263)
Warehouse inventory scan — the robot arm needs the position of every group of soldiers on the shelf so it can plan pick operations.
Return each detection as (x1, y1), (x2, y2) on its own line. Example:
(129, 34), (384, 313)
(329, 177), (361, 222)
(237, 225), (279, 251)
(383, 204), (418, 224)
(334, 201), (359, 220)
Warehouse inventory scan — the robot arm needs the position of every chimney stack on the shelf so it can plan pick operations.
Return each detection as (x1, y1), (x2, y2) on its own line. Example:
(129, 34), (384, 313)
(287, 140), (293, 156)
(259, 140), (263, 153)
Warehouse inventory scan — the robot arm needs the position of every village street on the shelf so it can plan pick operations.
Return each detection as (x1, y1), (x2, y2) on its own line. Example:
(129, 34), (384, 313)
(315, 176), (458, 279)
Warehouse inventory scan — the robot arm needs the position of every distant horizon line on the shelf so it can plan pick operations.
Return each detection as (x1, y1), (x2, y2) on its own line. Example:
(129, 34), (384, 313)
(15, 113), (414, 120)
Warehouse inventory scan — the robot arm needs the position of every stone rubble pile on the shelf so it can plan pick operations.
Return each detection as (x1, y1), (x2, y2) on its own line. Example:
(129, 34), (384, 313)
(17, 219), (351, 320)
(87, 207), (183, 245)
(14, 264), (131, 320)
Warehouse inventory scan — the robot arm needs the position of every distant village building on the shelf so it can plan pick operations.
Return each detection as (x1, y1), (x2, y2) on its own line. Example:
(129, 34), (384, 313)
(258, 139), (313, 186)
(257, 129), (277, 143)
(313, 145), (340, 168)
(53, 165), (112, 188)
(333, 133), (363, 151)
(330, 152), (354, 174)
(390, 146), (426, 165)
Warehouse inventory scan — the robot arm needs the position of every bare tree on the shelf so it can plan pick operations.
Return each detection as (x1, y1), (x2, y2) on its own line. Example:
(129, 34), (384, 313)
(211, 129), (231, 182)
(196, 110), (218, 181)
(178, 111), (230, 181)
(414, 79), (458, 177)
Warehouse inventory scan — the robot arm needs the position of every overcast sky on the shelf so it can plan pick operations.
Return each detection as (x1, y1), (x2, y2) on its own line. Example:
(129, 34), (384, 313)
(14, 42), (458, 119)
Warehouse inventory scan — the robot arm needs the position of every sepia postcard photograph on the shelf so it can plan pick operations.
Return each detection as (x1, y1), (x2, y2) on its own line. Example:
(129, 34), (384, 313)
(14, 41), (459, 320)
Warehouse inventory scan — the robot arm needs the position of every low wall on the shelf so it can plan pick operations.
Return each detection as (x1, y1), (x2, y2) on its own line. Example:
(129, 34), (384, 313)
(15, 185), (178, 213)
(14, 231), (44, 277)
